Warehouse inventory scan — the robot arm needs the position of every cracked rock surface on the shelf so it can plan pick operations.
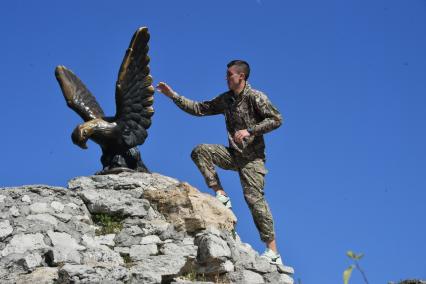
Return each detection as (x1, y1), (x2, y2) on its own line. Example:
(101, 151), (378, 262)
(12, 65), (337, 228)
(0, 172), (294, 283)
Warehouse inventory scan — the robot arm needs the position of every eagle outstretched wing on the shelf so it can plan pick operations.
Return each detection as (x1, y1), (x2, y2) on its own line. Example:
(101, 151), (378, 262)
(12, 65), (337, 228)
(115, 27), (154, 148)
(55, 66), (105, 122)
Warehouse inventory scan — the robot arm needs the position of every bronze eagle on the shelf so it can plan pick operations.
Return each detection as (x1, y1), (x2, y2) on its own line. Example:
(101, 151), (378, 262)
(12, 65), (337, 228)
(55, 27), (154, 174)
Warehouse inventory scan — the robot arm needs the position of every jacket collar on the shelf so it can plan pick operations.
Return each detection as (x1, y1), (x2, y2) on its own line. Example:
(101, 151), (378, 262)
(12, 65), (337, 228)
(233, 82), (251, 98)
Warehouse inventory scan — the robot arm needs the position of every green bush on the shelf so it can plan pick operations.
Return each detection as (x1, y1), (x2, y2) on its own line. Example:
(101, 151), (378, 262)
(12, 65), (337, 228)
(92, 213), (124, 235)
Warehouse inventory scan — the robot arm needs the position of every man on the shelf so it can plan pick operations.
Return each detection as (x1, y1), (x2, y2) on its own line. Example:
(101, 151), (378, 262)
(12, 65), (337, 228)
(156, 60), (283, 264)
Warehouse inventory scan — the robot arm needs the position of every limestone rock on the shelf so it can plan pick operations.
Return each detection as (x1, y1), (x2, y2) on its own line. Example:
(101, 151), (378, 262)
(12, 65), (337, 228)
(79, 188), (150, 217)
(46, 230), (85, 264)
(196, 233), (231, 263)
(95, 234), (116, 247)
(2, 233), (49, 257)
(16, 267), (59, 284)
(9, 206), (20, 217)
(20, 252), (42, 270)
(172, 279), (214, 284)
(264, 271), (294, 284)
(29, 202), (51, 214)
(21, 195), (31, 203)
(57, 264), (96, 283)
(129, 255), (189, 283)
(26, 214), (58, 227)
(141, 234), (162, 245)
(54, 213), (72, 222)
(68, 172), (179, 194)
(50, 201), (65, 212)
(228, 269), (265, 284)
(277, 264), (295, 275)
(160, 239), (197, 257)
(114, 228), (142, 247)
(81, 247), (124, 266)
(129, 244), (158, 261)
(48, 230), (85, 251)
(0, 172), (294, 284)
(144, 182), (237, 233)
(0, 220), (13, 240)
(139, 219), (172, 236)
(80, 234), (123, 266)
(233, 241), (257, 269)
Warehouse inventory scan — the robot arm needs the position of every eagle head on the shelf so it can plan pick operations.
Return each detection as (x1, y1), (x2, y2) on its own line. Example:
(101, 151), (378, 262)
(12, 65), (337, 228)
(71, 124), (92, 149)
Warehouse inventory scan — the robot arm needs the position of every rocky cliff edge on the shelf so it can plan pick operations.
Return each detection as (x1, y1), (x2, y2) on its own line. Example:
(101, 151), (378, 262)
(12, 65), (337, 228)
(0, 172), (294, 284)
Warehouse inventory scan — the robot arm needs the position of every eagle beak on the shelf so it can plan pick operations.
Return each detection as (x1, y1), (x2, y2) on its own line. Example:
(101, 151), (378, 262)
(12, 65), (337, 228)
(79, 142), (88, 149)
(72, 125), (90, 149)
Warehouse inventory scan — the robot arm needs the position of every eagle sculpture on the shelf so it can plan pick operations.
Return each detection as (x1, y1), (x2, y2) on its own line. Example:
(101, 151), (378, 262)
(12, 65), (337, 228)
(55, 27), (154, 174)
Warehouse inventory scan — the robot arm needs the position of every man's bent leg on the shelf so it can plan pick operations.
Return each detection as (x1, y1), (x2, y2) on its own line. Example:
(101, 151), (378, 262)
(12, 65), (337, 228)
(191, 144), (237, 208)
(238, 159), (275, 243)
(191, 144), (237, 190)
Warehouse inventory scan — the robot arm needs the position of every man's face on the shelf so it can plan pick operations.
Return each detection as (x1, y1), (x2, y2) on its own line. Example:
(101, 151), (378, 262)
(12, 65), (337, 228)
(226, 65), (244, 92)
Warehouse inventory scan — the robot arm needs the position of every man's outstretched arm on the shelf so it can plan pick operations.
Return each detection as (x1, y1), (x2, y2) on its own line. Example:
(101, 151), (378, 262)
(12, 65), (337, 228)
(156, 82), (224, 116)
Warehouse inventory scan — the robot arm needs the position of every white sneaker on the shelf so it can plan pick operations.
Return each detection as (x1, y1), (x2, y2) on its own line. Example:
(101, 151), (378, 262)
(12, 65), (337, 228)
(261, 248), (283, 265)
(215, 192), (232, 209)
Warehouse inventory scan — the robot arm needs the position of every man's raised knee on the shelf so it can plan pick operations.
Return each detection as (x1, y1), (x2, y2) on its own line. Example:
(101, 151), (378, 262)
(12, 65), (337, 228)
(190, 144), (209, 161)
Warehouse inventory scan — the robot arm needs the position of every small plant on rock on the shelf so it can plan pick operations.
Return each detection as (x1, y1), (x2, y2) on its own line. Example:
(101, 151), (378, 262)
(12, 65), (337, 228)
(180, 271), (229, 284)
(121, 254), (135, 268)
(343, 250), (369, 284)
(92, 213), (124, 235)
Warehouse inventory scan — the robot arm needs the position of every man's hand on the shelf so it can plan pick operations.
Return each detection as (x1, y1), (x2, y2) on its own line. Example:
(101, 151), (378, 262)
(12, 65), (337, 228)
(234, 129), (250, 144)
(156, 82), (176, 98)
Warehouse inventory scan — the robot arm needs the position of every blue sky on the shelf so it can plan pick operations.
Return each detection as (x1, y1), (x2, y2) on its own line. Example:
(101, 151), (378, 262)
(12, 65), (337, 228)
(1, 0), (425, 283)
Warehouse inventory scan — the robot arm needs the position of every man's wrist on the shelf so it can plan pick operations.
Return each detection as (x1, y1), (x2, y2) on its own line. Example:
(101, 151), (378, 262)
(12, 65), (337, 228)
(171, 92), (183, 104)
(247, 127), (255, 136)
(170, 91), (179, 99)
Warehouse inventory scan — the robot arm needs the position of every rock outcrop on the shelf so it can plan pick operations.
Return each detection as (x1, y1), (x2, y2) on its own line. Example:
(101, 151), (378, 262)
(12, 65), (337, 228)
(0, 172), (294, 283)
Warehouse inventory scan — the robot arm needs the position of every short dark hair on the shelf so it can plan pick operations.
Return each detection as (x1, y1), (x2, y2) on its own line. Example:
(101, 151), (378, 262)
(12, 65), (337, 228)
(227, 60), (250, 80)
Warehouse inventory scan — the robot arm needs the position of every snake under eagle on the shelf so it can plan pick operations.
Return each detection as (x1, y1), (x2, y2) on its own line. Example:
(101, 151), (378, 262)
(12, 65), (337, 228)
(55, 27), (154, 174)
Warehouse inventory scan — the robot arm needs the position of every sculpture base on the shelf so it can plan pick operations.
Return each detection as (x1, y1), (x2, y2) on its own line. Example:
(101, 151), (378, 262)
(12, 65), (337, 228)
(98, 146), (150, 175)
(95, 167), (148, 175)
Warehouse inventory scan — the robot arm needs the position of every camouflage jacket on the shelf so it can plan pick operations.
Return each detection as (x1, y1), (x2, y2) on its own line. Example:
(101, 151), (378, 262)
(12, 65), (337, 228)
(172, 83), (283, 160)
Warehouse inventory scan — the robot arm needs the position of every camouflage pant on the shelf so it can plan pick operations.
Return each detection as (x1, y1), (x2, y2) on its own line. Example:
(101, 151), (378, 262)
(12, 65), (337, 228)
(191, 144), (275, 242)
